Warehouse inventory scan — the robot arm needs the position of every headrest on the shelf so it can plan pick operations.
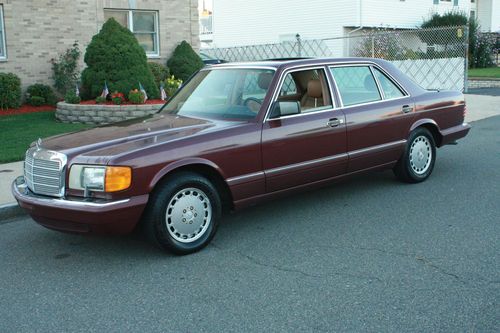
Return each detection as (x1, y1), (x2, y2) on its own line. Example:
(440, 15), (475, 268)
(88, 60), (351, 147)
(307, 79), (322, 99)
(258, 72), (273, 90)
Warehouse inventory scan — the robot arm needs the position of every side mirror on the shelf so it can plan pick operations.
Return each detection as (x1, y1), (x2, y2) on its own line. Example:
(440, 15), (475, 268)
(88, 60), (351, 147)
(269, 101), (301, 119)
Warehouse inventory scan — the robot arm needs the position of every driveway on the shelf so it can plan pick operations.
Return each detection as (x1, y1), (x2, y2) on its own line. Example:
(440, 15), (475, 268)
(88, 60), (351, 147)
(1, 116), (498, 332)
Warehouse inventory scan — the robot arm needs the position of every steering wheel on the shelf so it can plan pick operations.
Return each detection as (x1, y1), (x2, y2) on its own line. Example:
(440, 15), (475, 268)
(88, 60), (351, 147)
(243, 97), (263, 113)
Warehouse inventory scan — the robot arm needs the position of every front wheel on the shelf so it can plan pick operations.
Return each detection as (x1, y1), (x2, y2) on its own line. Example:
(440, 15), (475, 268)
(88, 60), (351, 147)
(143, 172), (222, 255)
(393, 127), (436, 183)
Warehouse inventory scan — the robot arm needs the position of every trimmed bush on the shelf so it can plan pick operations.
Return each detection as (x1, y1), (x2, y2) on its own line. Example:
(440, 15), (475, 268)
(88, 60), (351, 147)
(81, 18), (158, 100)
(0, 73), (22, 110)
(29, 96), (46, 106)
(148, 62), (170, 86)
(95, 96), (106, 104)
(167, 41), (204, 82)
(64, 91), (81, 104)
(26, 84), (57, 105)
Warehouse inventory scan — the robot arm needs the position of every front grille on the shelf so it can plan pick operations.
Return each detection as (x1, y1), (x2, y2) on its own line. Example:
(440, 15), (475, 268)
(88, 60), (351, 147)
(24, 147), (67, 197)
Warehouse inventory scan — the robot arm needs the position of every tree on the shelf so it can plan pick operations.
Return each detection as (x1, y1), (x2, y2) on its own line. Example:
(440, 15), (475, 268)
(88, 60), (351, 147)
(420, 12), (494, 68)
(81, 18), (158, 99)
(167, 41), (204, 82)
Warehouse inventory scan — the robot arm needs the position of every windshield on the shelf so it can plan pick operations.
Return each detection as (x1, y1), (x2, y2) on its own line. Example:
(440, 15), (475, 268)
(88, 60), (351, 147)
(163, 68), (275, 120)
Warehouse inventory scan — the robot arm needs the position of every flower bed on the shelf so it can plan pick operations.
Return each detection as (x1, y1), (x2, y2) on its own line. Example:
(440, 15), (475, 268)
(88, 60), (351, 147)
(56, 101), (164, 125)
(0, 104), (56, 116)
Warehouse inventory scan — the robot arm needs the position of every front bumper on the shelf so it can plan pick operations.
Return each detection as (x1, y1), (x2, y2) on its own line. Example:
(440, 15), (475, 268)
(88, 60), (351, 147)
(12, 176), (149, 234)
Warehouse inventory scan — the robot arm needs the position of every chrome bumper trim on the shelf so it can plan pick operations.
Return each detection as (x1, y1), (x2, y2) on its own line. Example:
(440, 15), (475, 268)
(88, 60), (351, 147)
(12, 176), (131, 210)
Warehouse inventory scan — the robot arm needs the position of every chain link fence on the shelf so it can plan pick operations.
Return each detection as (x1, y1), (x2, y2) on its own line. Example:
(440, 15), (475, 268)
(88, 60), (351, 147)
(203, 26), (469, 91)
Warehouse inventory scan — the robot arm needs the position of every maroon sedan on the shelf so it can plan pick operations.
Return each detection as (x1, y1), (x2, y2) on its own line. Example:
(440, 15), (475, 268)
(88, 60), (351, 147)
(12, 58), (470, 254)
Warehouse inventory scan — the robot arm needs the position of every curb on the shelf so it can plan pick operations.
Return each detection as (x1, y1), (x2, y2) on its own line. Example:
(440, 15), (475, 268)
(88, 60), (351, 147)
(0, 203), (25, 221)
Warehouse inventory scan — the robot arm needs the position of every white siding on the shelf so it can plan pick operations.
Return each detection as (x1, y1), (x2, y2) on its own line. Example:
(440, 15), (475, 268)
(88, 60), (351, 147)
(211, 0), (357, 47)
(490, 0), (500, 32)
(208, 0), (495, 48)
(362, 0), (472, 28)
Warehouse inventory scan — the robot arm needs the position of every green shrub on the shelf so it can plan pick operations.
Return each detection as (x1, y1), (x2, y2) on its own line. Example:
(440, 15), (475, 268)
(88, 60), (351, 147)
(51, 42), (81, 95)
(29, 96), (46, 106)
(167, 41), (204, 82)
(148, 62), (170, 86)
(26, 84), (57, 105)
(128, 89), (145, 104)
(0, 73), (22, 110)
(64, 91), (81, 104)
(112, 97), (123, 105)
(95, 96), (107, 104)
(81, 18), (158, 100)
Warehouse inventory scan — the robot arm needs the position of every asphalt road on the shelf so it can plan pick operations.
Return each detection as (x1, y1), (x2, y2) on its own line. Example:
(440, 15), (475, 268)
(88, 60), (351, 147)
(1, 116), (499, 333)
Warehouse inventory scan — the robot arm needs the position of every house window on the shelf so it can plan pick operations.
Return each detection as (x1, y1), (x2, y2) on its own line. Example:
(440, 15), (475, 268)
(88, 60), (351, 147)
(470, 10), (476, 19)
(0, 5), (6, 60)
(104, 9), (159, 57)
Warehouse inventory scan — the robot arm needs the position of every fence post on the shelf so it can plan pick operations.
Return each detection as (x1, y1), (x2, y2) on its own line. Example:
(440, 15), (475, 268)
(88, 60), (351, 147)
(371, 36), (375, 58)
(463, 25), (469, 93)
(296, 33), (302, 57)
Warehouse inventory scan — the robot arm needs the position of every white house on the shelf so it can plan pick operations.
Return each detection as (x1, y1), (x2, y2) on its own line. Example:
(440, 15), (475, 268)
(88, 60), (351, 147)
(199, 0), (500, 48)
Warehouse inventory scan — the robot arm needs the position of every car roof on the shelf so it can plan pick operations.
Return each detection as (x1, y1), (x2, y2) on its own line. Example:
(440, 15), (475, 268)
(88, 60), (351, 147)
(207, 57), (389, 70)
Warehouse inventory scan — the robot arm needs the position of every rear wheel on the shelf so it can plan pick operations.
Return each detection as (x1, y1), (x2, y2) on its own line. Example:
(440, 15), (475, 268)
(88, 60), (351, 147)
(143, 172), (221, 255)
(394, 127), (436, 183)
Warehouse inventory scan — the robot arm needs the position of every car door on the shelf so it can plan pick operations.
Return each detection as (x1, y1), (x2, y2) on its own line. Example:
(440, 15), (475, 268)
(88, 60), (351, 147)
(261, 66), (348, 193)
(329, 64), (415, 172)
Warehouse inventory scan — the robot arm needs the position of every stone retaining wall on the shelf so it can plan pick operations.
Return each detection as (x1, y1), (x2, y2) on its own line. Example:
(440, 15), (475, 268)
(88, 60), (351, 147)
(56, 102), (163, 125)
(468, 78), (500, 89)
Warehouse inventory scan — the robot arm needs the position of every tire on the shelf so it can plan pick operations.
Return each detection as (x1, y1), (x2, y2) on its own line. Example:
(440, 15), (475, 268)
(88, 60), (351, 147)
(142, 172), (222, 255)
(393, 127), (436, 183)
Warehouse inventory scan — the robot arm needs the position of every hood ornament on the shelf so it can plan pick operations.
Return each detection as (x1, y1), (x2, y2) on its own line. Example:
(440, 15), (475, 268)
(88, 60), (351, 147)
(36, 138), (42, 151)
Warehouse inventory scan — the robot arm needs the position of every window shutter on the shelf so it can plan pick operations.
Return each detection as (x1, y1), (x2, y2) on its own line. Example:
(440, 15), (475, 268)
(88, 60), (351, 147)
(433, 0), (439, 4)
(453, 0), (458, 5)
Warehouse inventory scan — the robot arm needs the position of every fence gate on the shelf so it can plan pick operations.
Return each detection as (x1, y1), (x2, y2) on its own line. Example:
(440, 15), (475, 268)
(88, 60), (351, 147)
(202, 26), (469, 92)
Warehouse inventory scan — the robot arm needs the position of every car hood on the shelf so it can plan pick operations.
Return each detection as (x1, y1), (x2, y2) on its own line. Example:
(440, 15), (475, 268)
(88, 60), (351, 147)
(38, 113), (228, 162)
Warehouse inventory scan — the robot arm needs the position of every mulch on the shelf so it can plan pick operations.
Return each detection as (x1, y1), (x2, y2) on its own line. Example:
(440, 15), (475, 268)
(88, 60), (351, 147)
(0, 105), (56, 116)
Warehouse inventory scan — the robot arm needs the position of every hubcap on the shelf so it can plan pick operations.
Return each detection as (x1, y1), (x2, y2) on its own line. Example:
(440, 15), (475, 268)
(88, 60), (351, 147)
(165, 188), (212, 243)
(409, 135), (432, 175)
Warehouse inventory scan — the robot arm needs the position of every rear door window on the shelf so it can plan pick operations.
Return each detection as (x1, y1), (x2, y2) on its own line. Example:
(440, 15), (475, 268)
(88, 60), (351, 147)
(330, 66), (381, 107)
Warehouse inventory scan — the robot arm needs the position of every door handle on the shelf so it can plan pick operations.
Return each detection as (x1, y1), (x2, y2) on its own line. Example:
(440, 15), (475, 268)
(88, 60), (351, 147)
(327, 118), (343, 127)
(402, 105), (413, 113)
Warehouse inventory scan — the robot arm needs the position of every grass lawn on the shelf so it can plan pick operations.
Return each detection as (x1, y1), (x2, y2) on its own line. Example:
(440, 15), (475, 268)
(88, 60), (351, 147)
(468, 67), (500, 78)
(0, 111), (92, 163)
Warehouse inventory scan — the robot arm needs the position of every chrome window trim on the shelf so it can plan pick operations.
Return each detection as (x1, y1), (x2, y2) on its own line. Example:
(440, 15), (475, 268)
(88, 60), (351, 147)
(0, 5), (6, 60)
(369, 66), (385, 100)
(263, 65), (338, 122)
(201, 66), (278, 72)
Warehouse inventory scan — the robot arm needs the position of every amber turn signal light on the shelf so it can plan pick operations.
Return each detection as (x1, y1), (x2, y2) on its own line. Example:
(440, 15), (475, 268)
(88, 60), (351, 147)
(105, 166), (132, 192)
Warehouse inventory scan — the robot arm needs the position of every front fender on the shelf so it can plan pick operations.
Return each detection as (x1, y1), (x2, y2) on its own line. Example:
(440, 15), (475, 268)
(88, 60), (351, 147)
(148, 157), (226, 191)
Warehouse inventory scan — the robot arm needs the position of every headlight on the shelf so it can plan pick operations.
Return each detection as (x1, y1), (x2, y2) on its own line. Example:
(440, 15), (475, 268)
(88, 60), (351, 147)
(69, 165), (132, 193)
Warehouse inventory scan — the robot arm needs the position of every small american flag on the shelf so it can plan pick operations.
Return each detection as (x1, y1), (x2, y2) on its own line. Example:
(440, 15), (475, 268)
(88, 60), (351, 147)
(139, 82), (148, 103)
(75, 84), (80, 97)
(160, 82), (167, 101)
(101, 81), (109, 98)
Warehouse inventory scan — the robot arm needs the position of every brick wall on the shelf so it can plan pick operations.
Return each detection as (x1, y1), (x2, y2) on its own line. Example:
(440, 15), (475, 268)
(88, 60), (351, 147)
(0, 0), (199, 92)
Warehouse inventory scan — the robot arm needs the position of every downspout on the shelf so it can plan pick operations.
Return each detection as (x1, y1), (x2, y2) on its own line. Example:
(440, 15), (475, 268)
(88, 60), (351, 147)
(346, 0), (363, 56)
